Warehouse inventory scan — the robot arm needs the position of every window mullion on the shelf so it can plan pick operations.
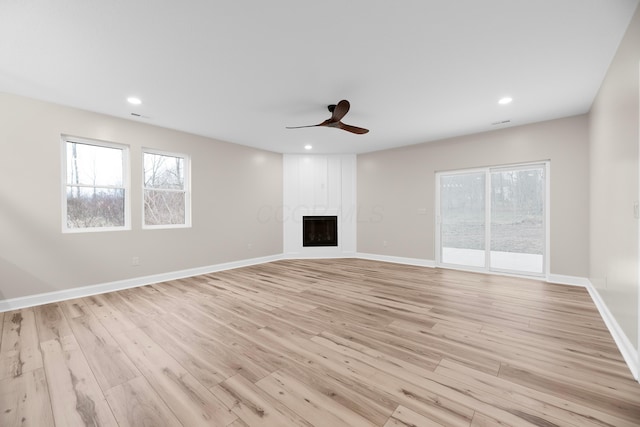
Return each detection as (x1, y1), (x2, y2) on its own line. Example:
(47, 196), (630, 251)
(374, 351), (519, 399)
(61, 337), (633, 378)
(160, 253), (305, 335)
(143, 187), (185, 193)
(485, 170), (492, 270)
(66, 183), (126, 190)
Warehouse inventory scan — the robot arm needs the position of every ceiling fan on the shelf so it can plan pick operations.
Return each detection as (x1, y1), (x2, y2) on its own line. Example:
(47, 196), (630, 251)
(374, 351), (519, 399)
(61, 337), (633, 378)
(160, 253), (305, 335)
(286, 99), (369, 134)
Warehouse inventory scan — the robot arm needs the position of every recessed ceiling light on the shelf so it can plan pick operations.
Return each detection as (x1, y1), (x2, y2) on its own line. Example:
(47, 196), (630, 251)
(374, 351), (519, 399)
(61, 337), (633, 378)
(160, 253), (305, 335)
(127, 97), (142, 105)
(498, 97), (513, 105)
(304, 144), (312, 150)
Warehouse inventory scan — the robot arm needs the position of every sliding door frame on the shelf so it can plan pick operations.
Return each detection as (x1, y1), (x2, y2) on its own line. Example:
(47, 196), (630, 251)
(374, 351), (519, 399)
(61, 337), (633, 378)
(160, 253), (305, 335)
(435, 161), (550, 279)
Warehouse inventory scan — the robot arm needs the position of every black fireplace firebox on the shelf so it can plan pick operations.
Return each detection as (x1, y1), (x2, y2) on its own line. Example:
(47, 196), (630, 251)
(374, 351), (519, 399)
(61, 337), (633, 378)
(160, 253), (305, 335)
(303, 216), (338, 247)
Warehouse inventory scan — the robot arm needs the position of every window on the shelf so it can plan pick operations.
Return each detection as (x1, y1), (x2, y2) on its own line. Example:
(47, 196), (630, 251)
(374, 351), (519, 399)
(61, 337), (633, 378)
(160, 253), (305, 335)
(62, 136), (130, 232)
(143, 150), (190, 228)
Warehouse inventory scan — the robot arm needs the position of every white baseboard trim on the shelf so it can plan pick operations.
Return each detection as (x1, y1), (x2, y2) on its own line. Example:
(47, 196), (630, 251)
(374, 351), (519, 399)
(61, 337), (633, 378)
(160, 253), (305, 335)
(0, 254), (284, 313)
(583, 280), (639, 381)
(282, 251), (358, 259)
(547, 274), (591, 287)
(356, 252), (436, 268)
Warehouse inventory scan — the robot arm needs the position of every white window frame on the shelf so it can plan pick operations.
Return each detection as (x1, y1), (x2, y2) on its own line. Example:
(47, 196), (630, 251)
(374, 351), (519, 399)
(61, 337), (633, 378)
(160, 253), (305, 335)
(142, 148), (191, 229)
(61, 135), (131, 233)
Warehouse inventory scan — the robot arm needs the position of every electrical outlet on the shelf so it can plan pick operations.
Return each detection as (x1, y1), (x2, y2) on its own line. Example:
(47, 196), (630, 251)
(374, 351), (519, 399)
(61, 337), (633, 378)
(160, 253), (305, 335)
(383, 240), (388, 247)
(132, 257), (140, 266)
(248, 243), (253, 250)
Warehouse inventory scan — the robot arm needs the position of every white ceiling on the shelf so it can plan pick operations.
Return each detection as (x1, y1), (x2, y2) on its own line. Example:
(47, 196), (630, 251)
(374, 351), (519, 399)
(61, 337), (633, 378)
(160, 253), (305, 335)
(0, 1), (638, 154)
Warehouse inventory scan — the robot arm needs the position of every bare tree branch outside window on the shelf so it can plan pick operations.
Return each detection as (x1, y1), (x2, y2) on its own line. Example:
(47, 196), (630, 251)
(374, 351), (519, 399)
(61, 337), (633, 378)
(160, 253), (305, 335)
(143, 152), (187, 226)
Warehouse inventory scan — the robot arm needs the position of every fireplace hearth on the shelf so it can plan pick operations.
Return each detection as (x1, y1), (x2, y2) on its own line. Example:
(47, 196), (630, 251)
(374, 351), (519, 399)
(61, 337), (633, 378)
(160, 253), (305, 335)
(303, 216), (338, 247)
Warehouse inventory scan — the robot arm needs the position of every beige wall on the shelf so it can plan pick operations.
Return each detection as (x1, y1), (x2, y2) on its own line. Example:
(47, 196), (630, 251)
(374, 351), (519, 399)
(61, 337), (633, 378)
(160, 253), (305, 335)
(357, 114), (590, 278)
(589, 6), (639, 350)
(0, 92), (283, 300)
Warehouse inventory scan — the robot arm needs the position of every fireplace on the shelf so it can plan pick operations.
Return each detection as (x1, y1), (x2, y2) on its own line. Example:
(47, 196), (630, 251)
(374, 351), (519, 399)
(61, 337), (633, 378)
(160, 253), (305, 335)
(303, 216), (338, 247)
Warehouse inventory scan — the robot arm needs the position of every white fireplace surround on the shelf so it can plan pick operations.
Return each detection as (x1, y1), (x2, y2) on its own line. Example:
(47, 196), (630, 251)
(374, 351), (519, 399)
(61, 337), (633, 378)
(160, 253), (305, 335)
(283, 154), (357, 258)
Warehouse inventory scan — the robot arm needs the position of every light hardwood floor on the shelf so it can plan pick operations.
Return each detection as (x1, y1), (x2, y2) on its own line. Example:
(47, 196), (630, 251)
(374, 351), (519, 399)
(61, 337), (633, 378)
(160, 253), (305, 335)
(1, 258), (639, 426)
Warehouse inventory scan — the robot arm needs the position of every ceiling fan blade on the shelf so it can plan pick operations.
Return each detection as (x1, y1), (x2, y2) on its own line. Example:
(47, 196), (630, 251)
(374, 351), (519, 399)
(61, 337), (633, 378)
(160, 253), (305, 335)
(285, 124), (322, 129)
(286, 119), (332, 129)
(337, 122), (369, 134)
(331, 99), (350, 122)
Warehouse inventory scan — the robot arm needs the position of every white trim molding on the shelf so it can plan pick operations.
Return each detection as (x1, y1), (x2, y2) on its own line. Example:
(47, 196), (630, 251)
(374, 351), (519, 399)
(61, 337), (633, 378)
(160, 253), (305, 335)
(584, 280), (639, 381)
(283, 252), (358, 260)
(547, 274), (591, 287)
(0, 254), (283, 313)
(548, 274), (638, 380)
(521, 273), (637, 380)
(356, 252), (436, 268)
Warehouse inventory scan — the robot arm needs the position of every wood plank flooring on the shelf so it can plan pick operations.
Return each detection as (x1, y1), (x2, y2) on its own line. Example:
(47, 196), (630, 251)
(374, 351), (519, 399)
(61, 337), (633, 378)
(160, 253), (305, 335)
(1, 258), (639, 426)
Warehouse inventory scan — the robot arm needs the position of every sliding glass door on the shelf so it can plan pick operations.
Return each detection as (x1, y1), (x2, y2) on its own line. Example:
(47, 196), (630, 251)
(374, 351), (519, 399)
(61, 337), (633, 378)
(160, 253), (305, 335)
(440, 171), (486, 267)
(490, 166), (545, 274)
(437, 162), (547, 276)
